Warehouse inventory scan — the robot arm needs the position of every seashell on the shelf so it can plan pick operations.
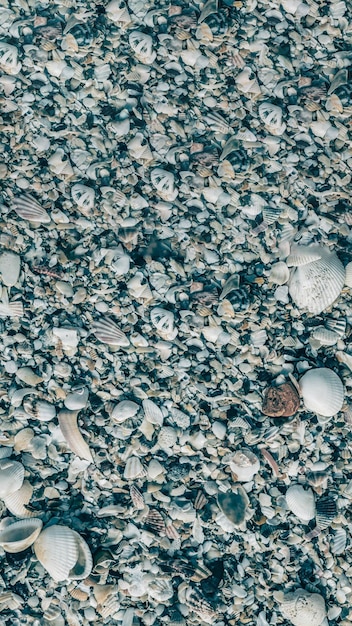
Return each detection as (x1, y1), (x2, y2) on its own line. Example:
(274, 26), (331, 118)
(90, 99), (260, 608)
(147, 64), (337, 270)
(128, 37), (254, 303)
(111, 400), (139, 423)
(0, 42), (21, 74)
(269, 262), (290, 285)
(198, 0), (218, 23)
(345, 261), (352, 287)
(58, 410), (93, 463)
(124, 456), (144, 480)
(306, 471), (328, 490)
(325, 317), (346, 337)
(258, 102), (286, 135)
(145, 508), (166, 534)
(157, 426), (178, 450)
(71, 184), (95, 213)
(311, 326), (339, 346)
(262, 382), (300, 418)
(178, 583), (217, 623)
(149, 579), (173, 603)
(217, 486), (249, 526)
(12, 194), (50, 223)
(0, 299), (23, 317)
(130, 484), (145, 510)
(229, 449), (260, 482)
(277, 588), (327, 626)
(285, 484), (316, 522)
(64, 387), (89, 411)
(328, 68), (348, 95)
(336, 351), (352, 371)
(150, 168), (178, 202)
(53, 327), (79, 350)
(315, 495), (337, 529)
(331, 528), (347, 554)
(129, 31), (156, 64)
(3, 480), (35, 518)
(92, 316), (130, 347)
(111, 246), (130, 276)
(142, 399), (163, 425)
(23, 399), (56, 422)
(0, 252), (20, 286)
(0, 592), (23, 610)
(299, 368), (344, 417)
(170, 407), (191, 429)
(16, 367), (43, 386)
(262, 204), (283, 224)
(106, 0), (132, 25)
(34, 525), (93, 582)
(287, 246), (323, 267)
(288, 246), (345, 314)
(220, 274), (240, 299)
(0, 459), (25, 498)
(0, 518), (42, 552)
(150, 307), (177, 340)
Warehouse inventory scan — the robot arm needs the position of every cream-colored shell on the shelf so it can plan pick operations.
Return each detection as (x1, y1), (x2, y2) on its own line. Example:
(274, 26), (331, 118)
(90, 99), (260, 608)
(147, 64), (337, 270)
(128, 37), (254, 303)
(34, 525), (92, 582)
(0, 459), (25, 498)
(229, 449), (260, 482)
(2, 480), (35, 518)
(277, 589), (326, 626)
(285, 484), (316, 522)
(299, 368), (344, 417)
(0, 518), (42, 552)
(269, 262), (290, 285)
(58, 410), (93, 462)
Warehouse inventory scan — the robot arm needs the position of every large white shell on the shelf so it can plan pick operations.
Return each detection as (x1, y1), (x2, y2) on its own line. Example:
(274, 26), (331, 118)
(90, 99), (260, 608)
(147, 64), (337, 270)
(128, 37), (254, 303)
(285, 484), (316, 522)
(229, 449), (260, 482)
(0, 459), (25, 498)
(34, 525), (93, 582)
(12, 195), (50, 223)
(288, 246), (345, 314)
(0, 518), (42, 552)
(299, 368), (344, 417)
(92, 317), (130, 347)
(277, 589), (326, 626)
(58, 410), (93, 463)
(2, 480), (35, 518)
(0, 252), (20, 287)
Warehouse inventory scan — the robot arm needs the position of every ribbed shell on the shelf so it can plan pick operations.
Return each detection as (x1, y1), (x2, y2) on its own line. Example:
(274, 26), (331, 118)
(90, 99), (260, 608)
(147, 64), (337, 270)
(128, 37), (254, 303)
(325, 317), (346, 337)
(311, 326), (339, 346)
(331, 528), (347, 554)
(299, 368), (344, 417)
(279, 589), (326, 626)
(142, 399), (163, 425)
(288, 247), (345, 314)
(315, 495), (337, 529)
(34, 525), (92, 582)
(92, 316), (130, 346)
(3, 480), (35, 518)
(111, 400), (139, 423)
(345, 261), (352, 287)
(0, 459), (25, 498)
(12, 195), (50, 223)
(285, 484), (316, 522)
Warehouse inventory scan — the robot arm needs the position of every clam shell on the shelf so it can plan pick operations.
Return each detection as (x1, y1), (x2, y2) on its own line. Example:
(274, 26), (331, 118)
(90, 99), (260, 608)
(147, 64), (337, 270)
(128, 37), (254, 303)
(287, 246), (323, 267)
(285, 484), (316, 522)
(311, 326), (339, 346)
(325, 317), (346, 337)
(315, 495), (337, 529)
(269, 262), (290, 285)
(12, 194), (50, 223)
(288, 247), (345, 314)
(0, 459), (25, 498)
(142, 399), (163, 425)
(3, 480), (35, 518)
(299, 368), (344, 417)
(0, 300), (24, 317)
(0, 252), (20, 286)
(217, 487), (249, 526)
(0, 518), (42, 552)
(92, 316), (130, 347)
(111, 400), (139, 423)
(58, 410), (93, 462)
(278, 589), (326, 626)
(23, 399), (56, 422)
(229, 449), (260, 482)
(34, 525), (92, 582)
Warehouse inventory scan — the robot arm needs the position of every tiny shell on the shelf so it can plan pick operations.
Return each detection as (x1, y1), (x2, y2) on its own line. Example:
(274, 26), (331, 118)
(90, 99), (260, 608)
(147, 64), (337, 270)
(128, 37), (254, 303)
(12, 194), (50, 223)
(71, 184), (95, 213)
(150, 168), (178, 201)
(58, 410), (93, 462)
(262, 383), (300, 418)
(92, 317), (130, 347)
(34, 525), (92, 582)
(0, 518), (42, 553)
(150, 308), (177, 339)
(285, 484), (316, 522)
(299, 368), (344, 417)
(0, 459), (25, 498)
(331, 528), (347, 554)
(217, 487), (249, 526)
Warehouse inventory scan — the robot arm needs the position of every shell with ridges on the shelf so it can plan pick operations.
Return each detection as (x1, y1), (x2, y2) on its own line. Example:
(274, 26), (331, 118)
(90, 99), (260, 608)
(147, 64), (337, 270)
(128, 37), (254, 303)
(58, 410), (93, 462)
(12, 194), (50, 223)
(345, 261), (352, 287)
(2, 480), (35, 518)
(34, 524), (92, 582)
(277, 588), (327, 626)
(299, 368), (344, 417)
(0, 459), (25, 498)
(285, 484), (316, 522)
(0, 518), (42, 552)
(311, 327), (339, 346)
(92, 316), (130, 347)
(142, 399), (163, 425)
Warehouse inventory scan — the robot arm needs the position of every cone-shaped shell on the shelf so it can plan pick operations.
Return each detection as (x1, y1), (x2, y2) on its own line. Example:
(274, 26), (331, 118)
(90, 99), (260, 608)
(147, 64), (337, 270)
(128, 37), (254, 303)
(299, 368), (344, 417)
(285, 484), (316, 522)
(229, 449), (260, 482)
(34, 525), (92, 582)
(288, 247), (345, 314)
(0, 518), (42, 552)
(278, 588), (326, 626)
(58, 410), (93, 462)
(0, 459), (25, 498)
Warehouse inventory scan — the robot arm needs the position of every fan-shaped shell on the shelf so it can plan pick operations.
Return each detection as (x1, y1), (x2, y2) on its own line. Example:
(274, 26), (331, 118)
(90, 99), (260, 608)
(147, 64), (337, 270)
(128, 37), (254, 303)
(124, 456), (144, 480)
(325, 317), (346, 337)
(142, 399), (163, 425)
(0, 518), (42, 552)
(0, 459), (25, 498)
(258, 102), (286, 135)
(311, 326), (339, 346)
(315, 495), (337, 529)
(288, 246), (345, 314)
(34, 525), (92, 582)
(331, 528), (347, 554)
(278, 589), (326, 626)
(229, 449), (260, 482)
(285, 484), (316, 522)
(3, 480), (35, 518)
(12, 195), (50, 223)
(150, 308), (176, 339)
(92, 317), (130, 346)
(299, 368), (344, 417)
(150, 168), (177, 201)
(345, 261), (352, 287)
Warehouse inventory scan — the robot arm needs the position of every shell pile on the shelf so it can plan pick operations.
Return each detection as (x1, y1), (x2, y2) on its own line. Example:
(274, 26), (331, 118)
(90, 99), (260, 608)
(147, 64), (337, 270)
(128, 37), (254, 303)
(0, 0), (351, 624)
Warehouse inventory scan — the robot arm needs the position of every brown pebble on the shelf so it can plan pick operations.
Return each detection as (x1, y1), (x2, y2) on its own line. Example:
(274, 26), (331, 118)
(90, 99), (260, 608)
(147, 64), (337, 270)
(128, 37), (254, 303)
(262, 382), (300, 417)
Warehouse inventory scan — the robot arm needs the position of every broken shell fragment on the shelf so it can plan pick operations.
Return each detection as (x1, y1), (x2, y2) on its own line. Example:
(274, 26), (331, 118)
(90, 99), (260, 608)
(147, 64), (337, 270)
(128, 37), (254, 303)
(229, 449), (260, 482)
(217, 486), (249, 526)
(58, 410), (93, 462)
(299, 368), (344, 417)
(262, 383), (300, 418)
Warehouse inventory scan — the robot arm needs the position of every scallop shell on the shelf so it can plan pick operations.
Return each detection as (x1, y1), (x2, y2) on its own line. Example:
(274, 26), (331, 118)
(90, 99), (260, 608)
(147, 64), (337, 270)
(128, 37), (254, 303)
(269, 262), (290, 285)
(2, 480), (35, 518)
(129, 31), (156, 64)
(111, 400), (139, 423)
(258, 102), (286, 135)
(0, 252), (20, 287)
(145, 508), (166, 534)
(12, 194), (50, 223)
(288, 246), (345, 314)
(345, 261), (352, 287)
(0, 300), (24, 317)
(124, 456), (144, 480)
(229, 449), (260, 482)
(0, 459), (25, 498)
(217, 487), (249, 526)
(142, 399), (163, 425)
(34, 525), (92, 582)
(331, 528), (347, 554)
(92, 317), (130, 347)
(277, 589), (327, 626)
(325, 317), (346, 337)
(285, 484), (316, 522)
(0, 518), (42, 553)
(315, 495), (337, 529)
(130, 484), (145, 510)
(311, 326), (339, 346)
(58, 410), (93, 462)
(299, 368), (344, 417)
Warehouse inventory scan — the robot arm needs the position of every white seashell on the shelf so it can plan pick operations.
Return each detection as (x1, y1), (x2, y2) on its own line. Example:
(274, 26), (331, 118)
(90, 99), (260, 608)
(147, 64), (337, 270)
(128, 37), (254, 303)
(345, 261), (352, 287)
(0, 42), (21, 74)
(127, 133), (153, 163)
(92, 316), (130, 347)
(34, 525), (92, 582)
(285, 484), (316, 522)
(127, 273), (153, 301)
(325, 317), (346, 337)
(124, 456), (144, 480)
(106, 0), (132, 24)
(112, 400), (139, 423)
(311, 327), (339, 346)
(150, 308), (177, 340)
(287, 246), (322, 266)
(157, 426), (178, 451)
(94, 63), (111, 82)
(12, 194), (50, 223)
(277, 589), (326, 626)
(0, 252), (20, 286)
(2, 480), (35, 518)
(229, 449), (260, 482)
(0, 459), (25, 498)
(258, 102), (286, 135)
(269, 262), (290, 285)
(0, 518), (42, 553)
(288, 246), (345, 314)
(331, 528), (347, 554)
(16, 367), (43, 386)
(150, 168), (178, 202)
(199, 0), (218, 22)
(58, 410), (93, 463)
(142, 399), (163, 426)
(336, 351), (352, 371)
(129, 31), (156, 64)
(64, 387), (89, 411)
(299, 368), (344, 417)
(0, 300), (24, 317)
(53, 327), (79, 350)
(250, 329), (268, 347)
(111, 246), (130, 276)
(23, 400), (56, 422)
(71, 184), (95, 213)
